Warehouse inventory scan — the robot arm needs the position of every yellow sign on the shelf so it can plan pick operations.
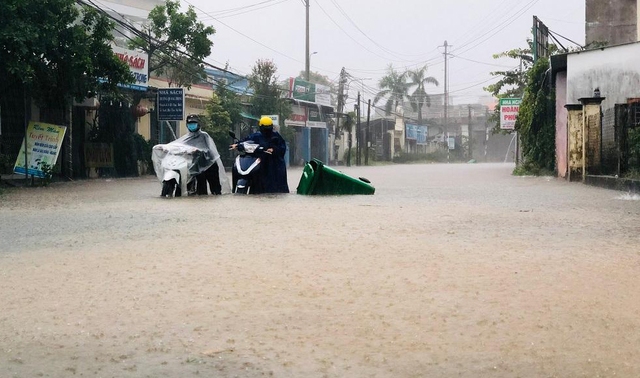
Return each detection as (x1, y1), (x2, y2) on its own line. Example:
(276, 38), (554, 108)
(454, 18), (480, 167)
(14, 121), (67, 178)
(84, 143), (114, 168)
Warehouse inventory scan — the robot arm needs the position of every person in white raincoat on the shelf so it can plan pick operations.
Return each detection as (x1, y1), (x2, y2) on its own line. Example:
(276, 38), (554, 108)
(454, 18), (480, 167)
(152, 114), (231, 195)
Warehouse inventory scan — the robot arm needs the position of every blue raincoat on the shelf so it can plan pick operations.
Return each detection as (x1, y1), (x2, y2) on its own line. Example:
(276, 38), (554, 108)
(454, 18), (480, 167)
(238, 130), (289, 194)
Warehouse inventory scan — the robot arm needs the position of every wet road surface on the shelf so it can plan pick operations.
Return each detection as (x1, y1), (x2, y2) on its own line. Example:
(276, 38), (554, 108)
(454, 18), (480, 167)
(1, 163), (639, 377)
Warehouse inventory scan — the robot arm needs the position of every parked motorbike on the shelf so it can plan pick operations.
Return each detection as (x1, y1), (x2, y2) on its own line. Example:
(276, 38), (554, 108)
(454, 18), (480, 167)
(152, 143), (206, 198)
(229, 131), (270, 194)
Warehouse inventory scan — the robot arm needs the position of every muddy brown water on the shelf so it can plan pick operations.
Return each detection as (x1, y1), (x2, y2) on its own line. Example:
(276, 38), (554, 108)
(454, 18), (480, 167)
(1, 163), (639, 377)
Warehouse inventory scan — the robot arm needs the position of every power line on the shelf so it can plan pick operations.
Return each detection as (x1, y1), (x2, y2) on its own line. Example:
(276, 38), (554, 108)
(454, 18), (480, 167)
(80, 0), (298, 100)
(454, 0), (541, 56)
(197, 0), (286, 18)
(327, 0), (430, 60)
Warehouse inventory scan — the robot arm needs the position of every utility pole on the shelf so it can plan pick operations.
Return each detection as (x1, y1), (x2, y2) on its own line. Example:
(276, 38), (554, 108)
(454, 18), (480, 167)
(305, 0), (310, 81)
(442, 40), (451, 163)
(468, 105), (473, 160)
(484, 108), (489, 162)
(335, 67), (346, 165)
(348, 105), (355, 167)
(365, 99), (371, 165)
(356, 92), (361, 166)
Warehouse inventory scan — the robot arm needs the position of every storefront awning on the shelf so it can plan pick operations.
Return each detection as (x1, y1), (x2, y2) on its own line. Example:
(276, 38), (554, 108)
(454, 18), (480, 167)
(240, 112), (260, 121)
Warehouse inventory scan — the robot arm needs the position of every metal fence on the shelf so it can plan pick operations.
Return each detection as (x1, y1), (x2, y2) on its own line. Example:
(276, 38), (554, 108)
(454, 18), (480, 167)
(594, 104), (640, 177)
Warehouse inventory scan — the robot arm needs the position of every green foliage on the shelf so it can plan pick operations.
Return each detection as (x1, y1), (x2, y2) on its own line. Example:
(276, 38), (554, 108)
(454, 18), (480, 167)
(38, 161), (54, 187)
(514, 58), (556, 173)
(0, 0), (132, 105)
(485, 47), (533, 99)
(248, 59), (292, 141)
(392, 151), (447, 164)
(512, 160), (554, 176)
(628, 128), (640, 171)
(373, 65), (411, 115)
(340, 111), (356, 133)
(129, 0), (215, 88)
(0, 153), (15, 174)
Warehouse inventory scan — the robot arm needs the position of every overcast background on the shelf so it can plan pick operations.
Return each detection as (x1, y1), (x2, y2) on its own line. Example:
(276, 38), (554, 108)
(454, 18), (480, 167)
(179, 0), (585, 107)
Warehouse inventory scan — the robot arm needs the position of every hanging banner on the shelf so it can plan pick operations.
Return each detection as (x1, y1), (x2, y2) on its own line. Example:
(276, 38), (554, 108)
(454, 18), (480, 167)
(14, 122), (67, 177)
(500, 98), (522, 130)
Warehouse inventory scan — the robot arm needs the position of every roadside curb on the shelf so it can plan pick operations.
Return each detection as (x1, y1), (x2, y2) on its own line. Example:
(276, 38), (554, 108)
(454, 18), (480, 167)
(585, 175), (640, 193)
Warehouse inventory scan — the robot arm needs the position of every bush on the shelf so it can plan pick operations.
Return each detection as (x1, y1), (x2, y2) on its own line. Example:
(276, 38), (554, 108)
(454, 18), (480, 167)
(0, 153), (16, 174)
(392, 150), (448, 164)
(512, 160), (554, 176)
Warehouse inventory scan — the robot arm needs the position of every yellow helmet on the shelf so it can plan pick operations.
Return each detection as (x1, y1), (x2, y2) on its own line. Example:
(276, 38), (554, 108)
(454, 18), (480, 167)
(258, 116), (274, 127)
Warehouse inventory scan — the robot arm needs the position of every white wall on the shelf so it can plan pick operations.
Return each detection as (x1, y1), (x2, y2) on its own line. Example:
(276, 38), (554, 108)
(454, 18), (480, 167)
(567, 42), (640, 110)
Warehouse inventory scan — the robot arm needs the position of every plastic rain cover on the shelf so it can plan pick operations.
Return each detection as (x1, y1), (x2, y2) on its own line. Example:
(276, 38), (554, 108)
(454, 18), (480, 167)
(152, 130), (231, 195)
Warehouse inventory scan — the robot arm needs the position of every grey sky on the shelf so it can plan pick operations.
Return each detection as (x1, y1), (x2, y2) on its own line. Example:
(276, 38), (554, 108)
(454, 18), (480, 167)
(182, 0), (585, 105)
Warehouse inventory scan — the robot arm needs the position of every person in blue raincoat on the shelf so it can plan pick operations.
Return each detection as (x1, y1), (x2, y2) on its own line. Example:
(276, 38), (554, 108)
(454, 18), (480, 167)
(230, 116), (289, 194)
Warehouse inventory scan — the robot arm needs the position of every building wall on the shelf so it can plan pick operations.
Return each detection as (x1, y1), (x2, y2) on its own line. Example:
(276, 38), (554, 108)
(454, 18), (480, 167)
(586, 0), (638, 46)
(567, 42), (640, 110)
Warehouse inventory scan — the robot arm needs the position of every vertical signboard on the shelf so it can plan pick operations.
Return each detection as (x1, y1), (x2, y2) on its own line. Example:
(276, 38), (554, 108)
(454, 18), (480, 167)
(157, 88), (185, 121)
(111, 45), (149, 91)
(499, 98), (522, 130)
(14, 122), (67, 177)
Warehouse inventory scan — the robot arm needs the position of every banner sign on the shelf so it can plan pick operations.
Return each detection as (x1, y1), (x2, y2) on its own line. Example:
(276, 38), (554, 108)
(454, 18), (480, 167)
(158, 88), (185, 121)
(84, 143), (114, 168)
(14, 122), (67, 177)
(288, 78), (332, 107)
(111, 45), (149, 91)
(406, 124), (428, 144)
(500, 98), (522, 130)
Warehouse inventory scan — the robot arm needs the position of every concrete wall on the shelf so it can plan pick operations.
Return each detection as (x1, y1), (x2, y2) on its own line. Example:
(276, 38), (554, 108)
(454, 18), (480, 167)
(567, 42), (640, 110)
(586, 0), (638, 46)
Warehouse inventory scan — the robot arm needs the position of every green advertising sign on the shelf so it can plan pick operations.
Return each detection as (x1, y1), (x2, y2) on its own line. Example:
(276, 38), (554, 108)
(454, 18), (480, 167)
(289, 78), (331, 107)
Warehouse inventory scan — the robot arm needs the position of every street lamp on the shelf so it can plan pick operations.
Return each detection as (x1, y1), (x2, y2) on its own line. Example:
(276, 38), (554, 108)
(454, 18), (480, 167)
(306, 51), (317, 81)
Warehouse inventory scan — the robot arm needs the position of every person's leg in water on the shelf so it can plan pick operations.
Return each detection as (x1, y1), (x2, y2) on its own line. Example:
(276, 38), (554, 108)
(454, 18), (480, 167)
(205, 162), (221, 195)
(195, 172), (208, 195)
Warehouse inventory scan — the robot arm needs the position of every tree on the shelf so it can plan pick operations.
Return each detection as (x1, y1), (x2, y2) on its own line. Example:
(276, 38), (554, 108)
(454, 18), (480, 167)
(483, 46), (534, 134)
(514, 58), (555, 173)
(406, 65), (439, 125)
(485, 47), (533, 100)
(0, 0), (132, 111)
(201, 83), (244, 166)
(248, 59), (292, 140)
(373, 65), (410, 115)
(128, 0), (215, 89)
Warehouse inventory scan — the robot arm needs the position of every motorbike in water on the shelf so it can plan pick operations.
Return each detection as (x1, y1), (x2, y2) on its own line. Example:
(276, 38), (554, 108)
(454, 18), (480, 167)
(229, 131), (270, 194)
(152, 143), (207, 198)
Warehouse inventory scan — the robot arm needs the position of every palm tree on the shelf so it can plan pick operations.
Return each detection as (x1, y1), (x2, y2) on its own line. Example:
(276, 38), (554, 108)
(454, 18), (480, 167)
(407, 65), (439, 125)
(373, 65), (410, 115)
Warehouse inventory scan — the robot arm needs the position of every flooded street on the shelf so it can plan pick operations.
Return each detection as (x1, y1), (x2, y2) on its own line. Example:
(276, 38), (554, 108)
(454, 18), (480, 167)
(1, 163), (640, 377)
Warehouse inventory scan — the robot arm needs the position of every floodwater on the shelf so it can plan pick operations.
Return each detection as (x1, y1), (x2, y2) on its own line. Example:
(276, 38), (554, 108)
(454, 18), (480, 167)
(1, 163), (639, 377)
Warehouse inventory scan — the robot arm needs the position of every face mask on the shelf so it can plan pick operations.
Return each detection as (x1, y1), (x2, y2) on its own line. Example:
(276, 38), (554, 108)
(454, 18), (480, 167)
(187, 122), (199, 132)
(260, 126), (273, 136)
